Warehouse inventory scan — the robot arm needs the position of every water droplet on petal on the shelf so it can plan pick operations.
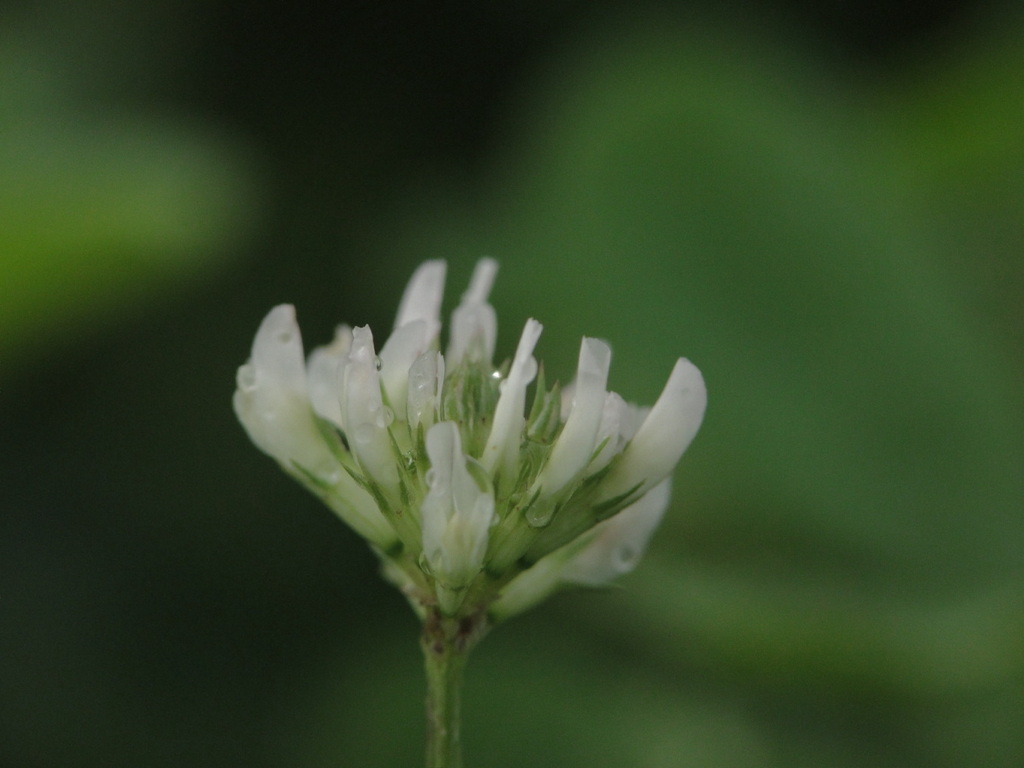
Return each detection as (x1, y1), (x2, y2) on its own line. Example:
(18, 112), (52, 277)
(374, 355), (383, 371)
(614, 545), (637, 570)
(376, 406), (394, 428)
(410, 368), (430, 392)
(424, 468), (437, 488)
(523, 357), (538, 382)
(236, 365), (257, 391)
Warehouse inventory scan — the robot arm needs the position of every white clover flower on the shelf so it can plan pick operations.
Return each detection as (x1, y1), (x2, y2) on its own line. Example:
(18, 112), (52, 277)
(234, 259), (706, 618)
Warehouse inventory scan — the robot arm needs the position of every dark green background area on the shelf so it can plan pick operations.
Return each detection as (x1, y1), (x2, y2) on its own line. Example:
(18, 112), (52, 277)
(2, 2), (1022, 766)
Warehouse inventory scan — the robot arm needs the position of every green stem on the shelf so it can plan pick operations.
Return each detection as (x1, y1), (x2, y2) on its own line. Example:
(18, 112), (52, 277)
(421, 609), (487, 768)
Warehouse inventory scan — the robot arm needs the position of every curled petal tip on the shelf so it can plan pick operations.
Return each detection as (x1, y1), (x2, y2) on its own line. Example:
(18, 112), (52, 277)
(233, 304), (342, 483)
(250, 304), (305, 386)
(597, 357), (706, 503)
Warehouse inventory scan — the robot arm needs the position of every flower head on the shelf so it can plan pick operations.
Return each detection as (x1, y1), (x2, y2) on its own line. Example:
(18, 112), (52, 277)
(234, 259), (706, 618)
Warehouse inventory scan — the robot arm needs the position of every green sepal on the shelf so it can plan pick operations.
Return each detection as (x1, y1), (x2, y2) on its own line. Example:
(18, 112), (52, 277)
(526, 363), (548, 424)
(442, 359), (501, 458)
(590, 481), (644, 521)
(588, 434), (611, 465)
(526, 380), (562, 443)
(519, 475), (643, 567)
(288, 460), (336, 492)
(338, 460), (420, 551)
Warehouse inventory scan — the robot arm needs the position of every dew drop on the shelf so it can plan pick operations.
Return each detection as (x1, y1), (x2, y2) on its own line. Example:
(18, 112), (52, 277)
(614, 545), (637, 570)
(375, 406), (394, 428)
(523, 357), (538, 382)
(424, 468), (437, 488)
(374, 356), (383, 371)
(410, 369), (430, 391)
(236, 365), (257, 391)
(525, 503), (554, 528)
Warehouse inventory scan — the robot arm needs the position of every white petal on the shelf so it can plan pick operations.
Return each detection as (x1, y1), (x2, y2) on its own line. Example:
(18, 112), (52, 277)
(596, 358), (706, 503)
(463, 257), (498, 304)
(421, 422), (496, 594)
(587, 392), (646, 473)
(393, 260), (446, 342)
(447, 258), (499, 366)
(249, 304), (306, 391)
(448, 304), (497, 366)
(340, 326), (399, 493)
(536, 337), (610, 495)
(323, 470), (398, 549)
(306, 324), (352, 428)
(233, 305), (340, 482)
(378, 320), (430, 422)
(406, 350), (445, 431)
(561, 479), (671, 586)
(481, 319), (542, 480)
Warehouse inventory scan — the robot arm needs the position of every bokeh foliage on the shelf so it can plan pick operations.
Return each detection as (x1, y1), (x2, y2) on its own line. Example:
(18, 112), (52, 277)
(0, 5), (259, 375)
(1, 2), (1021, 767)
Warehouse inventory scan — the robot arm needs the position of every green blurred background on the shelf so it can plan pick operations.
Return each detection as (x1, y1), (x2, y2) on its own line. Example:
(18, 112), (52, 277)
(2, 1), (1022, 766)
